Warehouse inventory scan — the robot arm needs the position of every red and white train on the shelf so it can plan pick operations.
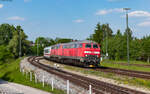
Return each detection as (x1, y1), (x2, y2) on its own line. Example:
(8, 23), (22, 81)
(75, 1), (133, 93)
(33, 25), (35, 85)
(44, 40), (101, 67)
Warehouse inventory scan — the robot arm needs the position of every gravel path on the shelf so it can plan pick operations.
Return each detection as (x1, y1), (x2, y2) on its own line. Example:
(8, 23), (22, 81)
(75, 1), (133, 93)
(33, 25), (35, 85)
(0, 79), (52, 94)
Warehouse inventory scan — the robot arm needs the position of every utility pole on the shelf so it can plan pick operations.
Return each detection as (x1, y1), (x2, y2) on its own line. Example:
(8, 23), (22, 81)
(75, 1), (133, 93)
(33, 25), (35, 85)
(106, 24), (108, 58)
(19, 30), (22, 57)
(37, 39), (39, 56)
(123, 8), (131, 64)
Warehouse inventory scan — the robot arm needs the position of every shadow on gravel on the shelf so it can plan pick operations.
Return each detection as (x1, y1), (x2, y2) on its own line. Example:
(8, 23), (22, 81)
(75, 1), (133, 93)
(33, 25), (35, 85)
(1, 71), (14, 82)
(0, 79), (8, 84)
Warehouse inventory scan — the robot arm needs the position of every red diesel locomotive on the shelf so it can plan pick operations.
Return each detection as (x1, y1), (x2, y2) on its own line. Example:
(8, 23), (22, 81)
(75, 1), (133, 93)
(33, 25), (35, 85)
(44, 40), (101, 67)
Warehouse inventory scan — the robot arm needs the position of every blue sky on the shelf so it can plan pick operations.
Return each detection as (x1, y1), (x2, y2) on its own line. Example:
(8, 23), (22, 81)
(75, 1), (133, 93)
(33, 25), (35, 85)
(0, 0), (150, 41)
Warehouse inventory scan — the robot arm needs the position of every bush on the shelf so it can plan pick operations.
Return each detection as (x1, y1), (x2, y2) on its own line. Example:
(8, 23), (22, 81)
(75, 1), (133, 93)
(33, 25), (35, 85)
(0, 45), (13, 62)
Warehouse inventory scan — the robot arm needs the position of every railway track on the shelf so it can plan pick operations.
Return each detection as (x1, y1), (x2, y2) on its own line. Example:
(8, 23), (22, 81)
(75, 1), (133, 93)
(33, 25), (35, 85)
(43, 57), (150, 80)
(28, 56), (146, 94)
(45, 57), (150, 80)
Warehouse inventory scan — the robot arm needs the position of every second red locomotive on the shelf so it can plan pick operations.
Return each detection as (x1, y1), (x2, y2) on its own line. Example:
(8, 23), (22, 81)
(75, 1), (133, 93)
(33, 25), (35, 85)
(44, 40), (101, 67)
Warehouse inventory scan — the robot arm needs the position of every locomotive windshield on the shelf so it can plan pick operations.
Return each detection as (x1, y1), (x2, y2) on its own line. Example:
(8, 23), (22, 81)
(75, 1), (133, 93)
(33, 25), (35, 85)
(93, 44), (98, 48)
(44, 49), (49, 53)
(85, 44), (91, 48)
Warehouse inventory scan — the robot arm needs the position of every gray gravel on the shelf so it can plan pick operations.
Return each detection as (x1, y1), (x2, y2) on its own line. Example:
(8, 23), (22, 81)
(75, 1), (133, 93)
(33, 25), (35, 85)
(20, 57), (89, 94)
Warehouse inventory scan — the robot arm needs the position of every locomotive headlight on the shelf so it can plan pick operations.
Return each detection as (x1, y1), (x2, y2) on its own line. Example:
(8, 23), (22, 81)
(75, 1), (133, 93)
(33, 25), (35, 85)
(84, 51), (91, 53)
(94, 51), (100, 54)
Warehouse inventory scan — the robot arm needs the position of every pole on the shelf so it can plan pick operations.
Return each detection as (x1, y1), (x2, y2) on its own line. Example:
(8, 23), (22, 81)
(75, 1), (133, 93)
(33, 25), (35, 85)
(51, 78), (54, 91)
(43, 75), (45, 87)
(37, 39), (38, 56)
(67, 80), (69, 94)
(35, 73), (37, 83)
(106, 24), (108, 57)
(30, 72), (32, 81)
(126, 12), (130, 64)
(123, 8), (131, 65)
(22, 69), (24, 75)
(89, 85), (92, 94)
(19, 30), (21, 57)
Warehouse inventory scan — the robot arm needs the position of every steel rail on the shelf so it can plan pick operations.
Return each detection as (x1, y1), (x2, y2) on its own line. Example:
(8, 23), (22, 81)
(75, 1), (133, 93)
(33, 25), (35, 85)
(28, 56), (146, 94)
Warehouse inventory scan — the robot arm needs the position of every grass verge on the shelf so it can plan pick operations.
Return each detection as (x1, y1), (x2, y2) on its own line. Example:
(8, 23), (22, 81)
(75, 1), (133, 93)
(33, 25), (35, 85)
(64, 65), (150, 90)
(104, 59), (150, 65)
(0, 58), (66, 94)
(101, 62), (150, 72)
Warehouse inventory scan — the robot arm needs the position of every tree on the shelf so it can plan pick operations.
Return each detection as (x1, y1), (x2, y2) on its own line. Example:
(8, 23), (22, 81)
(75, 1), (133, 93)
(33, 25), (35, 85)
(102, 29), (125, 60)
(130, 38), (142, 60)
(89, 23), (104, 45)
(8, 26), (28, 58)
(0, 24), (15, 45)
(0, 45), (13, 62)
(55, 38), (72, 43)
(89, 23), (113, 45)
(124, 28), (133, 40)
(141, 36), (150, 62)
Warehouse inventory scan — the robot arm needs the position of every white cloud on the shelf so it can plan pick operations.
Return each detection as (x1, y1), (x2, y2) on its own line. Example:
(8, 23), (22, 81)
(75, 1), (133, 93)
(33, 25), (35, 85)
(129, 11), (150, 27)
(138, 21), (150, 27)
(0, 4), (3, 8)
(96, 8), (123, 15)
(6, 16), (25, 21)
(73, 19), (84, 23)
(24, 0), (31, 2)
(128, 11), (150, 17)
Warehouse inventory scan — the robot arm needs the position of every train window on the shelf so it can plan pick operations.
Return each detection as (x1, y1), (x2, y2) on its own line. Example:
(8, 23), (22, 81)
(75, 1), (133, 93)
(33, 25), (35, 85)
(44, 49), (49, 53)
(57, 45), (60, 49)
(72, 44), (74, 48)
(63, 45), (67, 48)
(93, 44), (98, 48)
(65, 45), (68, 48)
(85, 44), (91, 48)
(74, 44), (78, 48)
(67, 45), (70, 48)
(79, 44), (82, 48)
(68, 44), (71, 48)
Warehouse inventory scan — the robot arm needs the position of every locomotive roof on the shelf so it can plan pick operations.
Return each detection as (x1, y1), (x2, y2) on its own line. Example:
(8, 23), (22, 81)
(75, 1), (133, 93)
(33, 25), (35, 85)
(44, 46), (51, 49)
(45, 40), (98, 48)
(60, 40), (97, 45)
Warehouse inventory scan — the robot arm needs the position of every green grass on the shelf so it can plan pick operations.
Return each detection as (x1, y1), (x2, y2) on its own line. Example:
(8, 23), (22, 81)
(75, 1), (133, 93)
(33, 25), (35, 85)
(104, 59), (150, 65)
(64, 65), (150, 90)
(0, 58), (66, 94)
(101, 62), (150, 72)
(100, 59), (150, 72)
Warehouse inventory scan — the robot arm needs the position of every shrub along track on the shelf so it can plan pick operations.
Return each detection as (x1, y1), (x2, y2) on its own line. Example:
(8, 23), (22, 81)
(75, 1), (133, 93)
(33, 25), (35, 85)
(28, 56), (146, 94)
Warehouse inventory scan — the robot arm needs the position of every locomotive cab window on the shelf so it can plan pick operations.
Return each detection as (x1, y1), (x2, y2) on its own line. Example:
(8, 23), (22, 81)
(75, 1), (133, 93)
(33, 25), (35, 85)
(44, 49), (49, 53)
(79, 44), (82, 48)
(93, 44), (98, 48)
(51, 47), (54, 49)
(85, 44), (91, 48)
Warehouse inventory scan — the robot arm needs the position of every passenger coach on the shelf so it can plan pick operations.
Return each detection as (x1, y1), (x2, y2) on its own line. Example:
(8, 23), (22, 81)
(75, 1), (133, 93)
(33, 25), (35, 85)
(44, 40), (101, 67)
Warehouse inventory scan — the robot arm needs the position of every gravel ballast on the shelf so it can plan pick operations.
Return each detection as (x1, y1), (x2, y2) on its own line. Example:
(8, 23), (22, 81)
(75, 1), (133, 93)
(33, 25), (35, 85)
(20, 57), (89, 94)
